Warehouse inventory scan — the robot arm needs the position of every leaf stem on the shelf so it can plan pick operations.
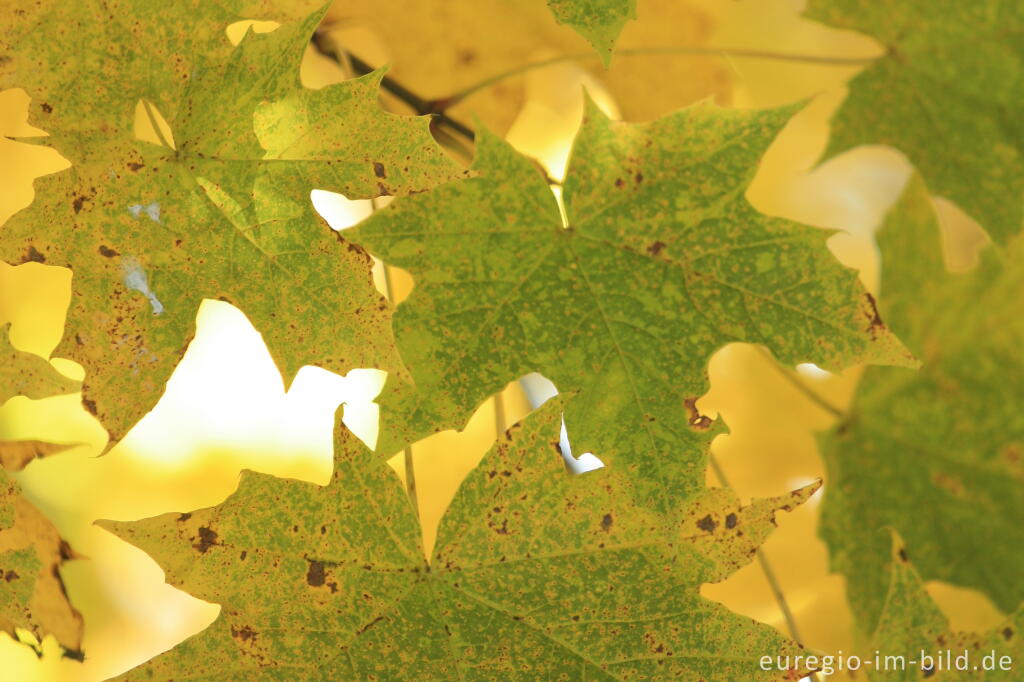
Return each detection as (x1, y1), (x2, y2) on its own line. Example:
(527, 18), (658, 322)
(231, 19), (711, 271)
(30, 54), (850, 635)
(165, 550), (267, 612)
(708, 454), (821, 682)
(440, 47), (878, 109)
(755, 347), (845, 419)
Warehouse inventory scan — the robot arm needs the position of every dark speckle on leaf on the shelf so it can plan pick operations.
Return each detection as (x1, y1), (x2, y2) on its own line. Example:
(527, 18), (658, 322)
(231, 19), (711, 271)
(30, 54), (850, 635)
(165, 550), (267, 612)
(25, 245), (46, 263)
(601, 513), (613, 531)
(193, 527), (218, 553)
(306, 560), (326, 587)
(725, 513), (737, 529)
(373, 162), (386, 178)
(697, 515), (717, 532)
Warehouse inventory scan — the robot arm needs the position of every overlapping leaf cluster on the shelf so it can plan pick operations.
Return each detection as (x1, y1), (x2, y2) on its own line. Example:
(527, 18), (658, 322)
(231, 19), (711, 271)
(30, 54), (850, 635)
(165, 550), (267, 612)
(1, 0), (1019, 678)
(0, 325), (82, 656)
(820, 177), (1024, 635)
(0, 0), (463, 440)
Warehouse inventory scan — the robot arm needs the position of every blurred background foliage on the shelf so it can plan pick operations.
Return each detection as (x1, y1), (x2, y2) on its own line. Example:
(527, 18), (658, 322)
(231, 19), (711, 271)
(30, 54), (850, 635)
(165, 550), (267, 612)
(0, 0), (1001, 679)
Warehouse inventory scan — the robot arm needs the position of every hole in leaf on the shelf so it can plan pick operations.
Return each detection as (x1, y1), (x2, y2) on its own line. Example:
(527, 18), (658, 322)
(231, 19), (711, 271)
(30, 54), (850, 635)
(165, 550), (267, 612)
(224, 20), (280, 47)
(310, 189), (411, 304)
(795, 363), (832, 380)
(519, 373), (604, 474)
(133, 100), (176, 150)
(932, 196), (989, 273)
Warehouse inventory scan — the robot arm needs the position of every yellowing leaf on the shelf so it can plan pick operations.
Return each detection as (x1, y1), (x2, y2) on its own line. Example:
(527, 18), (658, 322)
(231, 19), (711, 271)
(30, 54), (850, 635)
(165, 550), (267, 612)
(0, 468), (82, 657)
(0, 441), (73, 472)
(547, 0), (637, 65)
(105, 400), (817, 680)
(348, 98), (913, 512)
(0, 323), (78, 405)
(820, 176), (1024, 633)
(807, 0), (1024, 244)
(0, 3), (463, 440)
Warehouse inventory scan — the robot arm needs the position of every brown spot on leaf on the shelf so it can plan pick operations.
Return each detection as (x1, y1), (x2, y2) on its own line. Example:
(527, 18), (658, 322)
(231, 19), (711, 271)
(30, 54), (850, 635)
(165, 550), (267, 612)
(306, 560), (326, 587)
(862, 292), (886, 339)
(3, 570), (19, 582)
(177, 513), (191, 522)
(1003, 627), (1013, 641)
(25, 245), (45, 263)
(646, 241), (666, 256)
(98, 245), (119, 258)
(72, 195), (88, 214)
(192, 527), (218, 553)
(725, 513), (737, 529)
(356, 615), (384, 635)
(231, 624), (257, 642)
(635, 172), (644, 184)
(898, 547), (909, 562)
(40, 102), (52, 114)
(696, 515), (717, 532)
(601, 513), (613, 531)
(373, 162), (386, 178)
(126, 162), (144, 172)
(82, 399), (98, 416)
(683, 398), (712, 431)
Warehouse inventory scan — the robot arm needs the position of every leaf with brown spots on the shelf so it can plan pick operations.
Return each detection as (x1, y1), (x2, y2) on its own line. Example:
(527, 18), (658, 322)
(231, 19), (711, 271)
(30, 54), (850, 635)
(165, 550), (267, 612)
(867, 533), (1023, 681)
(0, 464), (83, 657)
(0, 323), (79, 405)
(820, 177), (1024, 634)
(0, 1), (464, 441)
(348, 96), (914, 516)
(104, 399), (816, 680)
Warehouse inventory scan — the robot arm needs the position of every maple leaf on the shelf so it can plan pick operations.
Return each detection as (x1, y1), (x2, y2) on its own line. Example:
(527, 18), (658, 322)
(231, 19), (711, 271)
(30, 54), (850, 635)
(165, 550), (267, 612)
(547, 0), (637, 66)
(0, 462), (82, 657)
(868, 533), (1022, 681)
(104, 398), (817, 680)
(819, 176), (1024, 633)
(806, 0), (1024, 245)
(0, 2), (464, 440)
(0, 323), (79, 405)
(347, 97), (914, 513)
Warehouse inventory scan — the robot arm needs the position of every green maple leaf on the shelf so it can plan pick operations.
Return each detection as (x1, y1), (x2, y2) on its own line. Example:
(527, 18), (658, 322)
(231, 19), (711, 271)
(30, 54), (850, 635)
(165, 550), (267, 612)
(546, 0), (637, 66)
(819, 176), (1024, 633)
(867, 533), (1022, 681)
(806, 0), (1024, 244)
(104, 398), (817, 680)
(347, 98), (914, 513)
(0, 462), (82, 657)
(0, 2), (463, 440)
(0, 323), (79, 405)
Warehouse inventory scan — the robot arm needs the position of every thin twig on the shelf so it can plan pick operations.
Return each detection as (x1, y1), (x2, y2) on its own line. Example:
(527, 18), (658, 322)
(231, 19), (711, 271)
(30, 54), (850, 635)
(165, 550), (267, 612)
(310, 30), (476, 141)
(755, 346), (845, 419)
(708, 455), (822, 682)
(439, 46), (879, 109)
